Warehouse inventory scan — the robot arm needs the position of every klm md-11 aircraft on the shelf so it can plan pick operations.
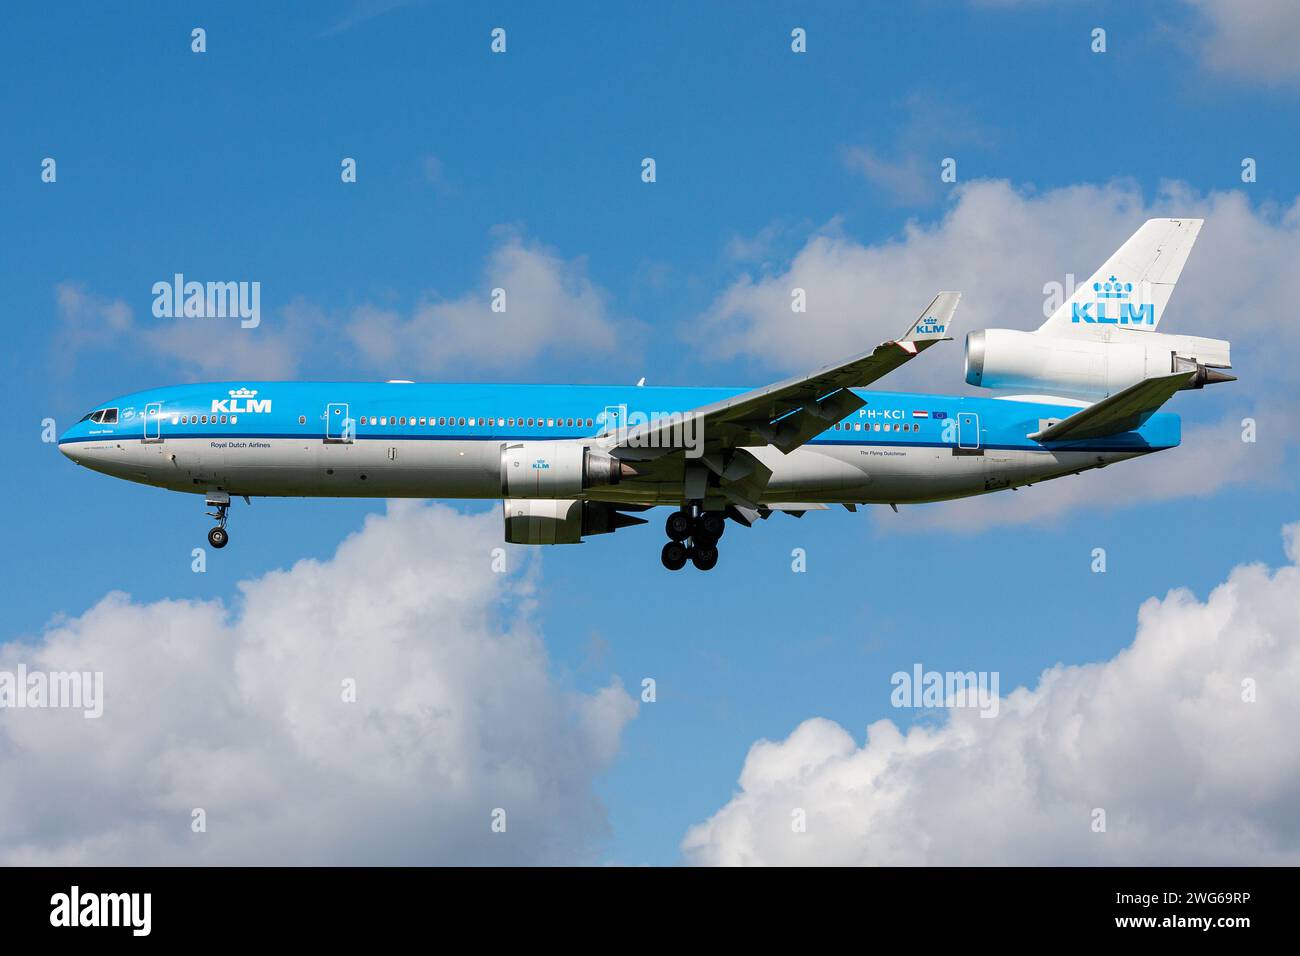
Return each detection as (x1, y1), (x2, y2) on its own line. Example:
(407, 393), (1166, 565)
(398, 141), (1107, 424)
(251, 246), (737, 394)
(60, 219), (1232, 571)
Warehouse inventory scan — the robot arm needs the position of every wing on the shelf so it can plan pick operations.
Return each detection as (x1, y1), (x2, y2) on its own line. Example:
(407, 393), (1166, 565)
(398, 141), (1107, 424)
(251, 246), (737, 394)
(1029, 371), (1194, 442)
(601, 292), (961, 460)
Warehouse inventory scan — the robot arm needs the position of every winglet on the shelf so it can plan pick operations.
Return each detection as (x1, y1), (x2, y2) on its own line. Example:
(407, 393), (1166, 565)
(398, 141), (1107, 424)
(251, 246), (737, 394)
(901, 292), (961, 344)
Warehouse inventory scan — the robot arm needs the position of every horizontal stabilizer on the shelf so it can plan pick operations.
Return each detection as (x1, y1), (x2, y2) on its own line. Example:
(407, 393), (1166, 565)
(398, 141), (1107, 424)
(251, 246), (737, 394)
(1029, 371), (1194, 442)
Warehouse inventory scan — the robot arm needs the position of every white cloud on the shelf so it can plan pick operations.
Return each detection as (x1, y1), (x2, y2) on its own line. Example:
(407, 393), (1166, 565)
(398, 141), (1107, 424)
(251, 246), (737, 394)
(345, 231), (622, 376)
(1182, 0), (1300, 83)
(969, 1), (1300, 84)
(56, 282), (308, 380)
(696, 179), (1300, 527)
(419, 154), (457, 196)
(55, 230), (623, 381)
(699, 180), (1300, 385)
(841, 94), (989, 206)
(682, 521), (1300, 865)
(0, 502), (636, 864)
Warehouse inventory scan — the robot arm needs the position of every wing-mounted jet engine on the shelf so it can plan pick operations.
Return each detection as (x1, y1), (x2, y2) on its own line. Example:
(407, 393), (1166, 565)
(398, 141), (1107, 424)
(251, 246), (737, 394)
(964, 218), (1234, 400)
(500, 441), (637, 497)
(502, 499), (648, 545)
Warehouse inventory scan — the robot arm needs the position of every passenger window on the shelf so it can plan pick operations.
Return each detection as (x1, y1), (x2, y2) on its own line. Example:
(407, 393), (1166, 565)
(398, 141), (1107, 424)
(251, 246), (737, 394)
(546, 419), (554, 427)
(420, 417), (427, 426)
(220, 415), (228, 424)
(585, 418), (593, 427)
(438, 417), (446, 426)
(201, 415), (208, 424)
(299, 416), (306, 425)
(458, 417), (466, 426)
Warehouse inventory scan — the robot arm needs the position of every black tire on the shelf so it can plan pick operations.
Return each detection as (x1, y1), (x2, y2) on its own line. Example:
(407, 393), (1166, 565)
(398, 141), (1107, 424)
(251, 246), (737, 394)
(207, 527), (229, 549)
(697, 513), (726, 542)
(665, 511), (692, 542)
(690, 542), (719, 571)
(661, 541), (688, 571)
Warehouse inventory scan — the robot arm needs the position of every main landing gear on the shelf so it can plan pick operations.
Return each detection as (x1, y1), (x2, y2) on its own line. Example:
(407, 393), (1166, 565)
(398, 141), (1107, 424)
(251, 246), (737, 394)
(205, 492), (231, 549)
(661, 504), (725, 571)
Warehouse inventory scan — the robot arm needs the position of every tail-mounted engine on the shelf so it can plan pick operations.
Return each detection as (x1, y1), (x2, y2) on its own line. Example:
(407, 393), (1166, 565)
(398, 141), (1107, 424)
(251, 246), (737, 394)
(965, 328), (1233, 399)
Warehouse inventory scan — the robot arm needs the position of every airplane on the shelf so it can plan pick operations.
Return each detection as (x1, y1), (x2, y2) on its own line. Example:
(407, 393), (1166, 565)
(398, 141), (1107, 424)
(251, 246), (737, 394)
(59, 218), (1233, 571)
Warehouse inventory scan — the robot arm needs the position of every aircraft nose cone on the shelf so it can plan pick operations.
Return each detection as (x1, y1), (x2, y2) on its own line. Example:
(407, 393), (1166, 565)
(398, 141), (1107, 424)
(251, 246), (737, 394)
(58, 435), (81, 463)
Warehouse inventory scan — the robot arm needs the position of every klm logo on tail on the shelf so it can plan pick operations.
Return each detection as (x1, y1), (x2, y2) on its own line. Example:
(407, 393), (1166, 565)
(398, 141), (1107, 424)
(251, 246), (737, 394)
(1071, 276), (1155, 326)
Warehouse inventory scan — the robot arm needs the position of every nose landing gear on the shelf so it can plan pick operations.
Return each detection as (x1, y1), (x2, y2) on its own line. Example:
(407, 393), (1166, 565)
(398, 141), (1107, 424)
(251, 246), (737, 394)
(660, 504), (724, 571)
(205, 492), (231, 549)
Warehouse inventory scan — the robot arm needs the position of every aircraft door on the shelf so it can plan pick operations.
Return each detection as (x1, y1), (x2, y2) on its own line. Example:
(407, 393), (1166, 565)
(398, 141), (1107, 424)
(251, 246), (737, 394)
(143, 402), (164, 443)
(324, 403), (354, 443)
(601, 404), (627, 438)
(958, 412), (980, 450)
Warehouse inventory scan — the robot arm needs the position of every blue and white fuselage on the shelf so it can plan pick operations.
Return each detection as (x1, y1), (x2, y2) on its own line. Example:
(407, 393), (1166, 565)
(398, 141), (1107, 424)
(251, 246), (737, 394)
(58, 380), (1175, 505)
(57, 221), (1231, 570)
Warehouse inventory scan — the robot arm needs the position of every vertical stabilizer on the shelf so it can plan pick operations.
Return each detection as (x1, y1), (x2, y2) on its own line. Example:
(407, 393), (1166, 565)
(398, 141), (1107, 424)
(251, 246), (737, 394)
(1038, 218), (1202, 334)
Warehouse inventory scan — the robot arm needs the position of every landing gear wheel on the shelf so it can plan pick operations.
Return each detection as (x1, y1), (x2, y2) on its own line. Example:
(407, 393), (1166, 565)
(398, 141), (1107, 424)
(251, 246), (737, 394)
(207, 526), (229, 549)
(697, 513), (726, 542)
(665, 511), (693, 542)
(690, 542), (719, 571)
(661, 541), (688, 571)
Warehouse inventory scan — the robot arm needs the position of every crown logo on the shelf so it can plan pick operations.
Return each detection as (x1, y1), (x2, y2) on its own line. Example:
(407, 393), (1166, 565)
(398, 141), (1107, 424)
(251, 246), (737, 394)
(1093, 275), (1131, 300)
(229, 387), (258, 398)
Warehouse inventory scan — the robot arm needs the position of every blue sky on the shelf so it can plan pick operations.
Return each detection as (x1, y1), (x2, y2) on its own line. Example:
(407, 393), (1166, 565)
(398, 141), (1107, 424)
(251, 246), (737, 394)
(3, 1), (1299, 865)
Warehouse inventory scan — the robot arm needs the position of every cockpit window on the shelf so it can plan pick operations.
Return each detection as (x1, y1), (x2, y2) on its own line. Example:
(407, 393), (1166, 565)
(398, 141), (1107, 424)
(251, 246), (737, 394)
(100, 408), (118, 424)
(80, 408), (119, 425)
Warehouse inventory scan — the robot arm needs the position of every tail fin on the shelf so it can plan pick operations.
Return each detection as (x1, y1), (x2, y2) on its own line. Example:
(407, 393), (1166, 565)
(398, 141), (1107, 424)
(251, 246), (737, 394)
(1039, 218), (1202, 334)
